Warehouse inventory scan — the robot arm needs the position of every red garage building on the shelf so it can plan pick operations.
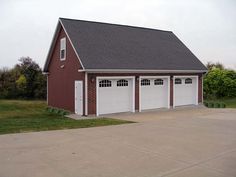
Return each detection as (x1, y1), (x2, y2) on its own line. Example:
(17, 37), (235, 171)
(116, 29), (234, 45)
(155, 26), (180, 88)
(43, 18), (207, 116)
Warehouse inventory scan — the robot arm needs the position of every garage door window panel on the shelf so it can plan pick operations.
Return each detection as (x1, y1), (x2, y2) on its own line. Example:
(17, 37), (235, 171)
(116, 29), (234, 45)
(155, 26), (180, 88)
(99, 80), (112, 87)
(141, 79), (150, 86)
(154, 79), (164, 85)
(117, 79), (128, 87)
(185, 78), (192, 84)
(175, 78), (182, 84)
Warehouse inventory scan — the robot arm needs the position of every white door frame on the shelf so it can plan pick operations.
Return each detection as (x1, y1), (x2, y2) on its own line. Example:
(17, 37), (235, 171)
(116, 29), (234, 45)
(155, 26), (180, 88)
(139, 76), (170, 112)
(96, 76), (135, 116)
(75, 80), (83, 115)
(173, 75), (198, 108)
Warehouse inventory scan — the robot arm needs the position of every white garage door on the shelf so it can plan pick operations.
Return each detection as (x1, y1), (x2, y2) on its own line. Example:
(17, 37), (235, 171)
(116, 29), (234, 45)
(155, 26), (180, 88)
(174, 77), (198, 107)
(140, 77), (169, 110)
(97, 78), (134, 115)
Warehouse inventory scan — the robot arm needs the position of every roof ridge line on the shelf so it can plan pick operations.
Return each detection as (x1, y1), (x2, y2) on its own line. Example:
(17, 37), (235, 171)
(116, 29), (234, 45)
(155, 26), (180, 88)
(59, 17), (173, 33)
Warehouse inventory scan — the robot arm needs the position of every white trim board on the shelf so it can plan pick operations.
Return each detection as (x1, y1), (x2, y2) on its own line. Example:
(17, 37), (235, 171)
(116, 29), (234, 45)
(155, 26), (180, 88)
(85, 69), (207, 73)
(85, 72), (88, 116)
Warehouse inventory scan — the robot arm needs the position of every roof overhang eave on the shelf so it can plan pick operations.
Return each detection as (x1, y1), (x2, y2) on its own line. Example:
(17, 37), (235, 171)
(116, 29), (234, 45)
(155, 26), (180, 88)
(83, 69), (208, 74)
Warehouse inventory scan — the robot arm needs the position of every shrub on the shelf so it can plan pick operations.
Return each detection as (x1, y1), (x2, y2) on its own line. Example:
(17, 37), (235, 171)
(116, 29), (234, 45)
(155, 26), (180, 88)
(204, 68), (236, 99)
(214, 103), (220, 108)
(46, 107), (70, 116)
(204, 102), (208, 107)
(220, 103), (226, 108)
(208, 102), (214, 108)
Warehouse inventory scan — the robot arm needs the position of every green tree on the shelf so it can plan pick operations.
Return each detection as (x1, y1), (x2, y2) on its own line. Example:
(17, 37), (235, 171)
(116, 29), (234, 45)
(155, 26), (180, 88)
(34, 72), (47, 99)
(0, 56), (46, 99)
(204, 67), (236, 99)
(16, 75), (27, 97)
(17, 57), (42, 98)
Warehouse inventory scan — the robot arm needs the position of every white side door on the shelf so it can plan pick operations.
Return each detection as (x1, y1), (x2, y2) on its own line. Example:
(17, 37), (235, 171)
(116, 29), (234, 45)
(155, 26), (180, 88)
(75, 81), (83, 115)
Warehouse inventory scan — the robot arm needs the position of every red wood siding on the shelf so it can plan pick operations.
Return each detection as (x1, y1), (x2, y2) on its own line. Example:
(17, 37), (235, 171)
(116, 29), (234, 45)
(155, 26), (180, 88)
(47, 27), (85, 113)
(87, 74), (96, 115)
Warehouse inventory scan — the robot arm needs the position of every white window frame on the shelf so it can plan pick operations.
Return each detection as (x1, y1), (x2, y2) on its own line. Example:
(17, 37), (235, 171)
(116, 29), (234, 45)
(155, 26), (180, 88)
(96, 76), (135, 116)
(139, 76), (170, 112)
(173, 75), (198, 108)
(60, 37), (66, 61)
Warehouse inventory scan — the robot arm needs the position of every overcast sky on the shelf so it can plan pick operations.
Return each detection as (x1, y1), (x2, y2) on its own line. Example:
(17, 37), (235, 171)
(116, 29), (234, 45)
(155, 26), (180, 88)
(1, 0), (236, 69)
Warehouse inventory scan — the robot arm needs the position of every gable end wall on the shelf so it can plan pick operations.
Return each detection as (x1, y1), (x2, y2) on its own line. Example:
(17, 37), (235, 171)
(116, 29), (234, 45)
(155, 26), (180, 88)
(47, 27), (85, 113)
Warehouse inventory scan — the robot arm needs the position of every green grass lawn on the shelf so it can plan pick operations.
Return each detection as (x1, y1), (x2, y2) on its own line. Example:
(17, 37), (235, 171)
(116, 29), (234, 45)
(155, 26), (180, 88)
(0, 100), (134, 135)
(205, 98), (236, 108)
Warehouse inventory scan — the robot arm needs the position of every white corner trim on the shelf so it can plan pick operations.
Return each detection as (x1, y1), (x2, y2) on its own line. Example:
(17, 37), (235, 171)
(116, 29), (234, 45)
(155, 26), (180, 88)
(167, 76), (170, 109)
(59, 20), (85, 70)
(96, 77), (99, 116)
(132, 77), (135, 113)
(85, 72), (88, 116)
(202, 75), (203, 103)
(139, 76), (141, 112)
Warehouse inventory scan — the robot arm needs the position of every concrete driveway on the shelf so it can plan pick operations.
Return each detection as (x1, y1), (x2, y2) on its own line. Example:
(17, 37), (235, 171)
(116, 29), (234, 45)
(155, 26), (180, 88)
(0, 107), (236, 177)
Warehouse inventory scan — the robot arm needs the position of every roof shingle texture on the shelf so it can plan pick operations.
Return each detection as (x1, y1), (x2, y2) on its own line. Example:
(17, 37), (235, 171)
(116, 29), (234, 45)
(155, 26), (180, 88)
(60, 18), (207, 71)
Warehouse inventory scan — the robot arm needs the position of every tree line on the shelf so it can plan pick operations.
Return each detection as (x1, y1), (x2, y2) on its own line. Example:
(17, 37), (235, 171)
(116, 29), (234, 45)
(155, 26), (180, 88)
(0, 57), (235, 100)
(0, 57), (46, 99)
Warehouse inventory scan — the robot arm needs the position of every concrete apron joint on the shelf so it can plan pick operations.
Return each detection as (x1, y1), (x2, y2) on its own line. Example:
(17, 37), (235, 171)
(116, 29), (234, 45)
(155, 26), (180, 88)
(160, 148), (236, 177)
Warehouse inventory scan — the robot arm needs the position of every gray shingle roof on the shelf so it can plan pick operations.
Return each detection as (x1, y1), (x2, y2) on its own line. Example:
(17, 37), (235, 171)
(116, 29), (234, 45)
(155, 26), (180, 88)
(44, 18), (207, 72)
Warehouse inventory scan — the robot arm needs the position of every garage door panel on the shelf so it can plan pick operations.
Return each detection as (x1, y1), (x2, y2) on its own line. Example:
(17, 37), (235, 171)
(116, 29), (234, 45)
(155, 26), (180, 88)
(174, 77), (197, 106)
(98, 78), (133, 115)
(141, 78), (169, 110)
